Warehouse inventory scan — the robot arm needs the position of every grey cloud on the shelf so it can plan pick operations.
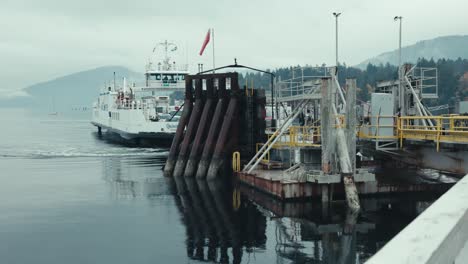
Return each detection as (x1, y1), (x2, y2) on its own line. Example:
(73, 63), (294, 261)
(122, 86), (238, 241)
(1, 0), (467, 95)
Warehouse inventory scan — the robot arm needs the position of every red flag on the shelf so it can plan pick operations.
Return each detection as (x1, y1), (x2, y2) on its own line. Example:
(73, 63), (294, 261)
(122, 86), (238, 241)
(199, 29), (211, 56)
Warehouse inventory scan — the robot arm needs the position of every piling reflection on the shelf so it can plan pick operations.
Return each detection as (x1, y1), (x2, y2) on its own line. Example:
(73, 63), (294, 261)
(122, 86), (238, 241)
(172, 174), (267, 264)
(100, 156), (440, 263)
(262, 205), (368, 264)
(172, 173), (440, 263)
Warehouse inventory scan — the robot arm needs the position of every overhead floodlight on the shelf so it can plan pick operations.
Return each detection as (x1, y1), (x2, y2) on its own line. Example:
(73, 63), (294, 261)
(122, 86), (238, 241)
(333, 12), (341, 17)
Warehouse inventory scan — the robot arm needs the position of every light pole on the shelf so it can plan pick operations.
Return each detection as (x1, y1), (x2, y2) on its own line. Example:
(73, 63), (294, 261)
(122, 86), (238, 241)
(333, 12), (341, 67)
(394, 16), (403, 114)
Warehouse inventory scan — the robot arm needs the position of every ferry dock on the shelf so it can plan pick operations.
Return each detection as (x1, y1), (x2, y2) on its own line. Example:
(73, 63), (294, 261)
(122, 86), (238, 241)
(163, 62), (468, 262)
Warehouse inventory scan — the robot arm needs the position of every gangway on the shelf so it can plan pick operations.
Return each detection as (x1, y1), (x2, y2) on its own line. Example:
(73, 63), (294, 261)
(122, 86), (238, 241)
(275, 67), (330, 103)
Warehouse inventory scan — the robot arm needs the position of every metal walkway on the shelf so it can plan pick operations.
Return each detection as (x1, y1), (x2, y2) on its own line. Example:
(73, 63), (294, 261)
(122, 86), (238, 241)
(358, 115), (468, 151)
(251, 114), (468, 158)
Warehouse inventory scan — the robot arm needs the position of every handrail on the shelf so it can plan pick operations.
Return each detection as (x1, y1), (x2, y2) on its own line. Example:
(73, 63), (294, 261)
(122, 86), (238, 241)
(358, 115), (468, 151)
(244, 105), (304, 173)
(255, 143), (270, 162)
(243, 85), (318, 173)
(232, 152), (241, 172)
(253, 126), (320, 166)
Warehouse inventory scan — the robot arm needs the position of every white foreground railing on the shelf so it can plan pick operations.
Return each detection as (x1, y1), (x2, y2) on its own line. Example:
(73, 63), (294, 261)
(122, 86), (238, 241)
(367, 174), (468, 264)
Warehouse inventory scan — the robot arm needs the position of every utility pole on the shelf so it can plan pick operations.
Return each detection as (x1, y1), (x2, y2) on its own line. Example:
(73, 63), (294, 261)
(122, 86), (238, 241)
(333, 12), (341, 67)
(394, 16), (403, 115)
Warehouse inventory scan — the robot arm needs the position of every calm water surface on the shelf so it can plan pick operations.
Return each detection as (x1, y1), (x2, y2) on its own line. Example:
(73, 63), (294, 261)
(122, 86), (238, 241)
(0, 109), (441, 264)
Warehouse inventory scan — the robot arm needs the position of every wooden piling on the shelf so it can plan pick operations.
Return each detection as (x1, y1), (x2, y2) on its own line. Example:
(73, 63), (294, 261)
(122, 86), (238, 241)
(173, 78), (205, 178)
(196, 76), (229, 179)
(164, 77), (194, 177)
(184, 77), (216, 177)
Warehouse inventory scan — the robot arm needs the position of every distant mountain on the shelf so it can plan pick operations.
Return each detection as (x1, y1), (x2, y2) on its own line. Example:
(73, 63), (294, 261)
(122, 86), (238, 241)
(356, 35), (468, 69)
(1, 66), (142, 111)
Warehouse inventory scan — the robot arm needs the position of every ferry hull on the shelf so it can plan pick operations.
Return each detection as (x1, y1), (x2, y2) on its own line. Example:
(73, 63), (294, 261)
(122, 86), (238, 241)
(91, 121), (175, 147)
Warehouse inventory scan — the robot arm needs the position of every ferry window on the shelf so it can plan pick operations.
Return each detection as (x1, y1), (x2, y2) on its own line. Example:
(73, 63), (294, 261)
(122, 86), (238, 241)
(156, 106), (164, 113)
(162, 74), (177, 83)
(147, 74), (162, 80)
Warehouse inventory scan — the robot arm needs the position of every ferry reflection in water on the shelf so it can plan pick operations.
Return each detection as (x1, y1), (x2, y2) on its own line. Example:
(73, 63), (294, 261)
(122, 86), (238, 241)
(102, 155), (169, 199)
(101, 156), (438, 264)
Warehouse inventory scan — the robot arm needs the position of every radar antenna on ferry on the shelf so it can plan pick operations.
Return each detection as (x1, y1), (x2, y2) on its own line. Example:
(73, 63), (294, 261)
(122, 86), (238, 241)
(149, 40), (178, 71)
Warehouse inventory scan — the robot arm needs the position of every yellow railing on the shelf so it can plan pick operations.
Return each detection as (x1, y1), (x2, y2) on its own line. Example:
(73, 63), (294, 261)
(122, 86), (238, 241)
(268, 125), (321, 148)
(254, 125), (321, 164)
(232, 151), (241, 172)
(256, 143), (270, 163)
(232, 188), (241, 210)
(257, 115), (468, 155)
(358, 115), (468, 151)
(289, 125), (321, 147)
(399, 116), (468, 151)
(358, 115), (398, 140)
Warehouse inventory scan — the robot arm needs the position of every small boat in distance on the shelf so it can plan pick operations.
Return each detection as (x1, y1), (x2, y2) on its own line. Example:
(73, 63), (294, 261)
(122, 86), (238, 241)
(49, 97), (58, 115)
(91, 41), (188, 146)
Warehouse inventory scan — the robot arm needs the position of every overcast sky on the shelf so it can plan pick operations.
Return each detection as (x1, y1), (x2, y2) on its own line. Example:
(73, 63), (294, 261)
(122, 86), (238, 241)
(1, 0), (468, 96)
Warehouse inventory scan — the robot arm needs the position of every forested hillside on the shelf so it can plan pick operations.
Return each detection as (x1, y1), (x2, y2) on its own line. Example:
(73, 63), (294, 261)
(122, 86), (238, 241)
(356, 35), (468, 68)
(240, 58), (468, 106)
(3, 59), (468, 111)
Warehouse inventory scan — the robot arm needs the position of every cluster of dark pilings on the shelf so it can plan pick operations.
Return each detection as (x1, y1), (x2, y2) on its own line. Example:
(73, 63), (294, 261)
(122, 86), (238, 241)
(164, 72), (266, 180)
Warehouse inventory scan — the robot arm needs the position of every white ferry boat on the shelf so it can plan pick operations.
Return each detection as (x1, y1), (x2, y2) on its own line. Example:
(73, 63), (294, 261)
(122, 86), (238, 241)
(91, 41), (188, 145)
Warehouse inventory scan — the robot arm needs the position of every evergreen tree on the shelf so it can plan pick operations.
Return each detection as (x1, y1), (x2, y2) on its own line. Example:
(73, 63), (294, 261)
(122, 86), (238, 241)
(237, 58), (468, 107)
